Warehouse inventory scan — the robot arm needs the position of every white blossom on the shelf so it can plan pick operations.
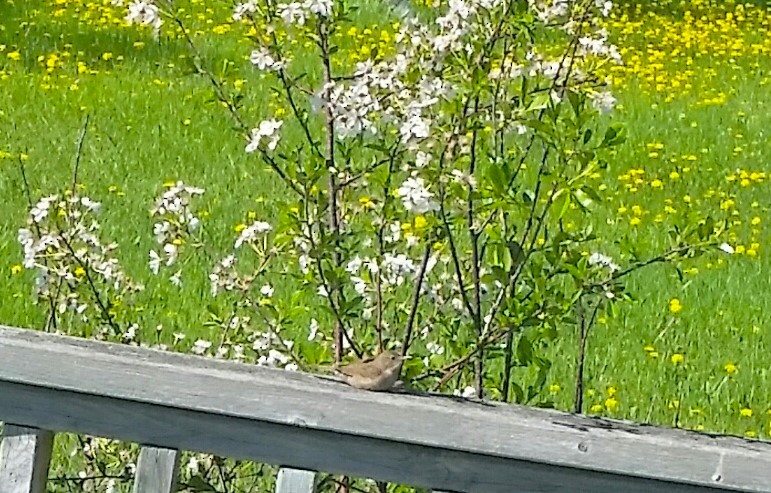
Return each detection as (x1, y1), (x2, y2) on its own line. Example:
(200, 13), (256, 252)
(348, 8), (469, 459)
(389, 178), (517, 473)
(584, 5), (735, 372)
(397, 177), (439, 214)
(346, 256), (363, 273)
(277, 2), (307, 25)
(588, 252), (620, 272)
(250, 48), (283, 71)
(718, 243), (735, 254)
(382, 253), (416, 286)
(125, 0), (162, 31)
(148, 182), (204, 276)
(246, 120), (283, 152)
(589, 91), (617, 113)
(528, 0), (570, 23)
(596, 0), (613, 16)
(169, 270), (182, 287)
(149, 250), (161, 275)
(234, 220), (272, 249)
(426, 341), (445, 355)
(305, 0), (332, 16)
(350, 276), (368, 295)
(192, 339), (212, 355)
(451, 169), (478, 189)
(415, 151), (432, 168)
(233, 1), (257, 20)
(308, 318), (319, 340)
(399, 114), (430, 142)
(453, 385), (477, 398)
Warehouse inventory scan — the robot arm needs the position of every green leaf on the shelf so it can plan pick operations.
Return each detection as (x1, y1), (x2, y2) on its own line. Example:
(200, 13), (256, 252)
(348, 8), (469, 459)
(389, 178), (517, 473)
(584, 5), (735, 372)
(697, 216), (715, 240)
(508, 240), (524, 270)
(529, 92), (552, 111)
(558, 192), (571, 218)
(487, 164), (507, 194)
(509, 381), (525, 403)
(573, 189), (594, 209)
(187, 475), (217, 492)
(601, 123), (627, 147)
(522, 189), (535, 204)
(567, 90), (583, 116)
(516, 334), (534, 365)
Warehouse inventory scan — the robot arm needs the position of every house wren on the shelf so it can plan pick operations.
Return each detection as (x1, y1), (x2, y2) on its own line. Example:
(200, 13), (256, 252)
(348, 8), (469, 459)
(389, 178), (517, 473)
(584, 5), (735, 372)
(334, 350), (407, 391)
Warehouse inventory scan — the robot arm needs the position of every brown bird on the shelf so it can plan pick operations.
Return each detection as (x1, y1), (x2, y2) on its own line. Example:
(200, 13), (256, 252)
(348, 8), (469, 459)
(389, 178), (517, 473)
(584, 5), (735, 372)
(334, 350), (407, 391)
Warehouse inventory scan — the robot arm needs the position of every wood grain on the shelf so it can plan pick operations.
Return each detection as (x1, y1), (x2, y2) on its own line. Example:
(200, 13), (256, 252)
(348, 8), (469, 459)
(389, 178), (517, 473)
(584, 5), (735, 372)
(1, 326), (770, 492)
(0, 424), (53, 493)
(275, 468), (317, 493)
(133, 446), (179, 493)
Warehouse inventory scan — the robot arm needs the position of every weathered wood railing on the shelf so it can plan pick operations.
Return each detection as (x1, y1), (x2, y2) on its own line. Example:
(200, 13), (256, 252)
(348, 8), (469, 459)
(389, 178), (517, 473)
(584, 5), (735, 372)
(1, 325), (771, 493)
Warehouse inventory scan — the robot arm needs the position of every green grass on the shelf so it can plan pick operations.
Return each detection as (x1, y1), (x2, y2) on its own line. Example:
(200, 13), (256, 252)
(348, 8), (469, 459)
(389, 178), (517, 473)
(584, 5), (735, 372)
(1, 0), (770, 459)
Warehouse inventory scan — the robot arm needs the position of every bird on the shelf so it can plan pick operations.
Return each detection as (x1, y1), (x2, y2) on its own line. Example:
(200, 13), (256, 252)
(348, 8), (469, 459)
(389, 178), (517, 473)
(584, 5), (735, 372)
(334, 350), (407, 391)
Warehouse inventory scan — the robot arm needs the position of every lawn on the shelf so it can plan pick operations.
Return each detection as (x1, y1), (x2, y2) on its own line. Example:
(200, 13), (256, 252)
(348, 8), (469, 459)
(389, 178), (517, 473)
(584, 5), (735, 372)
(1, 0), (770, 487)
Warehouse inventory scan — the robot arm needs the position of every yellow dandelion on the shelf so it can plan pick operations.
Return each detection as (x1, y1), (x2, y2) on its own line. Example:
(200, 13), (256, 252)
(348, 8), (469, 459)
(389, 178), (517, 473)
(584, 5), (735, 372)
(359, 196), (374, 209)
(668, 298), (683, 314)
(414, 215), (427, 229)
(605, 397), (618, 411)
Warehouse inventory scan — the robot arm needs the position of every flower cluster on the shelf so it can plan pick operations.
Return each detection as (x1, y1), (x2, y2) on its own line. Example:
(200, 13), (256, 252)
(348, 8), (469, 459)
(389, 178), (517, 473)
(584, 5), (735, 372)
(209, 219), (274, 296)
(250, 48), (284, 72)
(245, 119), (283, 153)
(587, 252), (620, 272)
(123, 0), (162, 31)
(18, 193), (139, 323)
(396, 177), (439, 214)
(148, 182), (204, 281)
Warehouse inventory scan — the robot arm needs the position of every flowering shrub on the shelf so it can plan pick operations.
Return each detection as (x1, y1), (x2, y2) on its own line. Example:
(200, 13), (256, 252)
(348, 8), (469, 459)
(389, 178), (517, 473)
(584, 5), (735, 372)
(15, 0), (735, 488)
(20, 0), (731, 399)
(18, 190), (142, 336)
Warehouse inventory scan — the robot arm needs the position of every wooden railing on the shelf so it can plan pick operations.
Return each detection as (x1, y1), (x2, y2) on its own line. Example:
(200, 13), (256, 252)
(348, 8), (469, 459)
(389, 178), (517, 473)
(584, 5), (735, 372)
(1, 325), (770, 493)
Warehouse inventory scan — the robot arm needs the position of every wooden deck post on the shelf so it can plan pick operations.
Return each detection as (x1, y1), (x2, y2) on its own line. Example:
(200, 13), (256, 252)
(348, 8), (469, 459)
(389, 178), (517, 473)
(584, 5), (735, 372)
(275, 468), (317, 493)
(0, 424), (53, 493)
(133, 446), (179, 493)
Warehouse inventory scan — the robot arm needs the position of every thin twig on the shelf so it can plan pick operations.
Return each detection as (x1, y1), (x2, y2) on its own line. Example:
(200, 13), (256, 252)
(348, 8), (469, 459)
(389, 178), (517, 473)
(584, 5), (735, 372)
(574, 294), (601, 414)
(71, 114), (90, 195)
(317, 20), (347, 364)
(172, 16), (302, 196)
(401, 243), (432, 356)
(58, 232), (121, 335)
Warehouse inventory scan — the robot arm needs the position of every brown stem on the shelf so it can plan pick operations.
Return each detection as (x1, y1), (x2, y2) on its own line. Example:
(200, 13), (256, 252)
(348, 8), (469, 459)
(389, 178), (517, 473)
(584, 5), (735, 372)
(574, 295), (600, 414)
(317, 21), (344, 363)
(71, 115), (89, 195)
(172, 16), (302, 196)
(467, 96), (484, 398)
(402, 243), (432, 356)
(375, 146), (399, 352)
(58, 232), (120, 335)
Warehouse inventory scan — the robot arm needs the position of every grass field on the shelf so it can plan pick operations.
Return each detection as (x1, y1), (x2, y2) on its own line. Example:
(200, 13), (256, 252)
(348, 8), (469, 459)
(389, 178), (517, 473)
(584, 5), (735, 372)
(1, 0), (770, 458)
